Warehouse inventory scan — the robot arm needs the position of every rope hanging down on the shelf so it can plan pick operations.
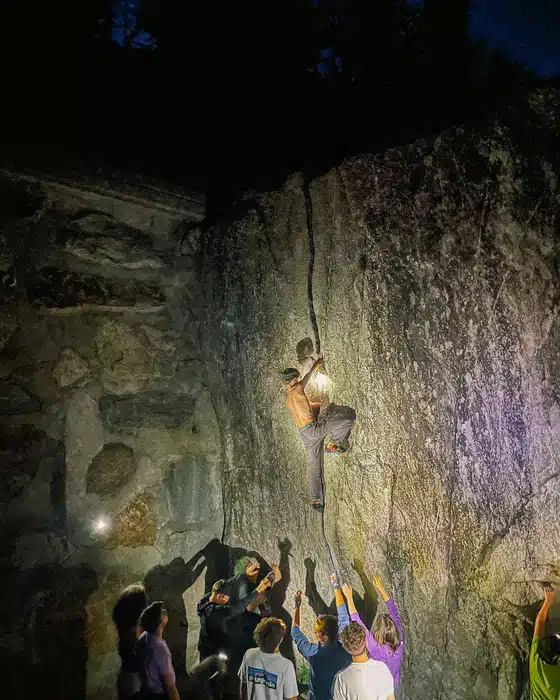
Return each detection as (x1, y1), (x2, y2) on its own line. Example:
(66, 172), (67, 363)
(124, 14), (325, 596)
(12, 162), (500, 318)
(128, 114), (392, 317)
(303, 175), (341, 577)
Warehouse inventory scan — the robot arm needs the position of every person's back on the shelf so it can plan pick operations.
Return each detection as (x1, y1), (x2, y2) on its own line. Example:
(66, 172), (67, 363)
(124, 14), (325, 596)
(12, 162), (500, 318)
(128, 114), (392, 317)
(307, 640), (351, 700)
(333, 622), (394, 700)
(112, 583), (148, 699)
(333, 659), (394, 700)
(136, 631), (174, 697)
(291, 591), (351, 700)
(239, 617), (299, 700)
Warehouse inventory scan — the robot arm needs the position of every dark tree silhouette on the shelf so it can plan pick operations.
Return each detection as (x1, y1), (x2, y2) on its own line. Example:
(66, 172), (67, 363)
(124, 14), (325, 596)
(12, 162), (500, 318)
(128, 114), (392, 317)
(0, 0), (545, 204)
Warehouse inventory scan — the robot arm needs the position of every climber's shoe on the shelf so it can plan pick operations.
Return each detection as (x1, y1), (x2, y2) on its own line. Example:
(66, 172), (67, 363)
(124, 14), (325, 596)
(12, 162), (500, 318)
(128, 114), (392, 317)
(325, 440), (349, 455)
(312, 501), (324, 513)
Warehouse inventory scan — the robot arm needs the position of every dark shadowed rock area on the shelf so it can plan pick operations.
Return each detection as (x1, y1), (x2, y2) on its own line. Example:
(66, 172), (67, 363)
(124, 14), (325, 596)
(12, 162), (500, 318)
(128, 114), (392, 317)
(1, 90), (560, 699)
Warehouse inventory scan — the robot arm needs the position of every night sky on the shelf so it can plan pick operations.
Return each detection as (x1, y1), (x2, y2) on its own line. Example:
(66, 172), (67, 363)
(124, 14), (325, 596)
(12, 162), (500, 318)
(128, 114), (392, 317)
(114, 0), (560, 77)
(470, 0), (560, 76)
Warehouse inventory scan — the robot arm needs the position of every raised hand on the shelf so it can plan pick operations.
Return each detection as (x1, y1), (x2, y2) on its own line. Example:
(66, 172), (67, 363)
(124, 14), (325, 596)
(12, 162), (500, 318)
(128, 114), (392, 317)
(373, 575), (390, 602)
(341, 583), (353, 599)
(330, 573), (340, 588)
(295, 590), (303, 608)
(271, 563), (281, 583)
(544, 584), (556, 604)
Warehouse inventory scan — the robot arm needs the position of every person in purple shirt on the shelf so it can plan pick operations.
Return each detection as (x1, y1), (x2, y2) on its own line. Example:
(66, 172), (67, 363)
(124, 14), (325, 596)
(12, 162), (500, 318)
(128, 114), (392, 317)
(340, 576), (404, 688)
(135, 601), (180, 700)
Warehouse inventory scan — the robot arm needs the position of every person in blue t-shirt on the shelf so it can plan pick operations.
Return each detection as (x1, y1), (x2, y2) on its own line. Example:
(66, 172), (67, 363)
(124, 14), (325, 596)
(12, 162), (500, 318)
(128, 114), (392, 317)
(291, 574), (351, 700)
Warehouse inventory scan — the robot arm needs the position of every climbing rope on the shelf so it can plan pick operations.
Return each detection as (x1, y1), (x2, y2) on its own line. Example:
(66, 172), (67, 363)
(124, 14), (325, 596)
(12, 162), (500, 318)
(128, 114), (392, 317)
(303, 175), (340, 579)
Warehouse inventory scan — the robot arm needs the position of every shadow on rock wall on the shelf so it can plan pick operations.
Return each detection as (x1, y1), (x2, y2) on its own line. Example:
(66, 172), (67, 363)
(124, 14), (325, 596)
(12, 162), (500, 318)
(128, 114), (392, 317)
(145, 549), (207, 677)
(144, 537), (296, 677)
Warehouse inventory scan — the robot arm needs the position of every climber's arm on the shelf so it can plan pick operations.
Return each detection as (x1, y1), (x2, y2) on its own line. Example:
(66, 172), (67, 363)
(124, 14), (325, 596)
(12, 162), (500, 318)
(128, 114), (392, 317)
(224, 577), (272, 619)
(331, 574), (350, 634)
(534, 587), (555, 639)
(299, 356), (323, 390)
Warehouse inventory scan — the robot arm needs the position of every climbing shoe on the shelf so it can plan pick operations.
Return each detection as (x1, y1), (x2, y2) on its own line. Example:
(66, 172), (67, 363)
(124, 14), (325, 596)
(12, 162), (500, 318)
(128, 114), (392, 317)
(325, 440), (349, 455)
(312, 502), (324, 513)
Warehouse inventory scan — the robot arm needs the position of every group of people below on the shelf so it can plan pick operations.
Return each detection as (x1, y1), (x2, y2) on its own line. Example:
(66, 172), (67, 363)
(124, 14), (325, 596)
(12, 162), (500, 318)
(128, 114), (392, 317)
(112, 554), (405, 700)
(113, 552), (560, 700)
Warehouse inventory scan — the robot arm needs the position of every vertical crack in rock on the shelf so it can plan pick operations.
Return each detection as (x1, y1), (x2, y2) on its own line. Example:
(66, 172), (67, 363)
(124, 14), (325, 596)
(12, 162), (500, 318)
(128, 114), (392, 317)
(303, 175), (321, 356)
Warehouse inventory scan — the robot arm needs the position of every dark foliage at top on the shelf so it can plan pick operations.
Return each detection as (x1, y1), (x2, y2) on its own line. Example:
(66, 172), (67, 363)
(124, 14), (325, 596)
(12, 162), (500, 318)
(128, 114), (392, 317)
(1, 0), (555, 206)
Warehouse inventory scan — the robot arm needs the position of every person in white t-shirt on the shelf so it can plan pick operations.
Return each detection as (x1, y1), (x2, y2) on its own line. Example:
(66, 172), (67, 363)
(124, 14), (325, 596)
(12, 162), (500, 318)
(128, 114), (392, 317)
(238, 617), (299, 700)
(332, 621), (395, 700)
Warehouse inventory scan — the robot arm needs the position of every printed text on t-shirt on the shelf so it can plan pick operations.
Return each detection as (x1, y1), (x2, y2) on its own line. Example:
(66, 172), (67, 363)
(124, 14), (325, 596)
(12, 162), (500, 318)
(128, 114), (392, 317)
(247, 666), (278, 689)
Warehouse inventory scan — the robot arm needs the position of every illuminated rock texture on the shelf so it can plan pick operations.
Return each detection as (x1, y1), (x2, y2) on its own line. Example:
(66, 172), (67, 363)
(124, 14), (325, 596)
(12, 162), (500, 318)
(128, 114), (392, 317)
(1, 90), (559, 700)
(200, 90), (560, 700)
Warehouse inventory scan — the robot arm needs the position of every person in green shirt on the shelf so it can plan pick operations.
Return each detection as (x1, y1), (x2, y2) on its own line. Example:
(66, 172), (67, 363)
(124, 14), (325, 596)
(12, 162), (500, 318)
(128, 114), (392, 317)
(530, 585), (560, 699)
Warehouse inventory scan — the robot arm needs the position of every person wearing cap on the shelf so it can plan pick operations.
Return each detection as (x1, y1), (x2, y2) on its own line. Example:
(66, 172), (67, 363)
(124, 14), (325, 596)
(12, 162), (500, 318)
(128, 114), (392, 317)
(135, 601), (180, 700)
(197, 574), (276, 662)
(280, 356), (356, 512)
(530, 585), (560, 699)
(198, 575), (277, 700)
(223, 558), (281, 671)
(290, 574), (351, 700)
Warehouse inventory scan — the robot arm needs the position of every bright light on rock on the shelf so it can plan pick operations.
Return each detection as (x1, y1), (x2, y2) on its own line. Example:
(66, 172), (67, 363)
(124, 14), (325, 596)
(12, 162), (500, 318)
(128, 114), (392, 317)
(93, 516), (110, 534)
(315, 372), (330, 390)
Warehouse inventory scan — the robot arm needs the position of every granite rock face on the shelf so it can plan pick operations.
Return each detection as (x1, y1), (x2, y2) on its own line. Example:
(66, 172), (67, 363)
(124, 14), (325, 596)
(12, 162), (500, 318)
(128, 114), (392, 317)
(1, 91), (560, 700)
(200, 91), (560, 700)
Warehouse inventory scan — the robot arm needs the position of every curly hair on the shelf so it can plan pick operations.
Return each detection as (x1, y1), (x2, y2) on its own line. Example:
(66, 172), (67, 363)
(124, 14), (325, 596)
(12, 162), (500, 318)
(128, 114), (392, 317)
(315, 614), (338, 640)
(254, 617), (287, 653)
(373, 614), (401, 654)
(340, 621), (366, 656)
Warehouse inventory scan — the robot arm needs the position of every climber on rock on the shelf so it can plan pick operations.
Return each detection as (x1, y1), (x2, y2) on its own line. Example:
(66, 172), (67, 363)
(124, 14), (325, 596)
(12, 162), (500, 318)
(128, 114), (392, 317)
(281, 356), (356, 511)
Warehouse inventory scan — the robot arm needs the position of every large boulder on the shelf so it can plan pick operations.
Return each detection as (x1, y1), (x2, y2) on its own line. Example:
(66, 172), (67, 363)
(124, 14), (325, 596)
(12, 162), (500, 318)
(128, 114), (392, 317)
(200, 91), (560, 700)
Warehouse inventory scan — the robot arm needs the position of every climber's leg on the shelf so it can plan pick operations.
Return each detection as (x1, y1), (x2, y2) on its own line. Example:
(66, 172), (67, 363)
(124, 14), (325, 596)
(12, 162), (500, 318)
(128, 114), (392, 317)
(299, 422), (327, 506)
(324, 404), (356, 454)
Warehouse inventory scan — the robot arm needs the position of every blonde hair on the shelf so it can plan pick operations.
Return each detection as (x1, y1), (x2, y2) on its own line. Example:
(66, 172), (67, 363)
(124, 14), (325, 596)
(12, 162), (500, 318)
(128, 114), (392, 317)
(373, 614), (400, 654)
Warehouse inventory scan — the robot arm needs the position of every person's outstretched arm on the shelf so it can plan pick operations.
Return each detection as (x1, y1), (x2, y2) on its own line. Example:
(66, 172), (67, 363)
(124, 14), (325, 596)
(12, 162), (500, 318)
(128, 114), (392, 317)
(534, 586), (556, 639)
(331, 574), (350, 634)
(223, 576), (273, 619)
(299, 356), (323, 390)
(342, 584), (378, 654)
(374, 575), (404, 642)
(291, 590), (319, 658)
